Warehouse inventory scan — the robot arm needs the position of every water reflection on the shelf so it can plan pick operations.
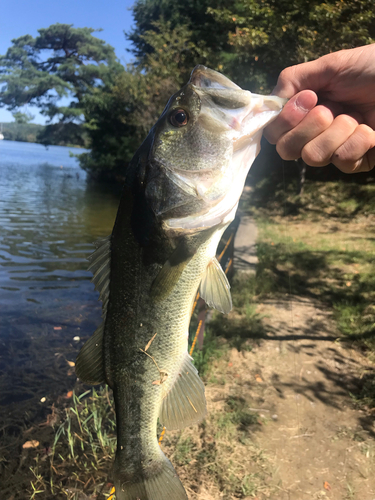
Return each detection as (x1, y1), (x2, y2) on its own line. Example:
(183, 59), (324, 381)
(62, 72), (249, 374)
(0, 140), (120, 410)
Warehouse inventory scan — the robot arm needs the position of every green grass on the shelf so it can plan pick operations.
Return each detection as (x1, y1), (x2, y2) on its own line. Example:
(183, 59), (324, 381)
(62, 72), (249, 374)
(28, 387), (116, 499)
(174, 436), (196, 466)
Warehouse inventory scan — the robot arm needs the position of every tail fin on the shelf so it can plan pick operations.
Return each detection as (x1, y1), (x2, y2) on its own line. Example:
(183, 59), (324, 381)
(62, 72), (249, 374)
(113, 453), (188, 500)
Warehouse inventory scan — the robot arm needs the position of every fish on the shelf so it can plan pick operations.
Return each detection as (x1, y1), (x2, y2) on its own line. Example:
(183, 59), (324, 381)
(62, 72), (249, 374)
(75, 66), (286, 500)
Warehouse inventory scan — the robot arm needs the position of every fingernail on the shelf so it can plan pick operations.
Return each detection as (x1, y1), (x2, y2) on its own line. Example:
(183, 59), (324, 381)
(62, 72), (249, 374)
(295, 91), (317, 113)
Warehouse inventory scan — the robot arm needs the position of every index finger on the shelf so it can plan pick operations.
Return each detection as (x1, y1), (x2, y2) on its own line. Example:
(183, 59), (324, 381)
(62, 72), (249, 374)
(271, 56), (339, 98)
(264, 90), (317, 144)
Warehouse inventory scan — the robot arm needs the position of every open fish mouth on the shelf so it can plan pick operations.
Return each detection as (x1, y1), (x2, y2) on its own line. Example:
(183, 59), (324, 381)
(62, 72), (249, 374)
(164, 65), (287, 232)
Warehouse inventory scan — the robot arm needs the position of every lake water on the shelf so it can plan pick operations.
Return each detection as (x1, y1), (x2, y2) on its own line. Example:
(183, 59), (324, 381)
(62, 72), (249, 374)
(0, 141), (120, 418)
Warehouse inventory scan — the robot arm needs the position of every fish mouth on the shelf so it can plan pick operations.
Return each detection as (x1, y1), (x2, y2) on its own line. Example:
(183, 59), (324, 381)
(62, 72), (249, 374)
(164, 66), (287, 233)
(189, 65), (286, 137)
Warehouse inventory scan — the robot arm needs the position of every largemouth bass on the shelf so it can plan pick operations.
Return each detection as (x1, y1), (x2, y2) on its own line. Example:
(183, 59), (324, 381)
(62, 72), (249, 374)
(76, 66), (286, 500)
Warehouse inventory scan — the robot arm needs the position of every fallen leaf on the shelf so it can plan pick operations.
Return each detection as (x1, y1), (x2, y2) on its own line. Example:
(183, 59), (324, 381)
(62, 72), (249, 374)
(53, 326), (62, 330)
(66, 360), (75, 367)
(23, 440), (39, 449)
(144, 333), (157, 352)
(159, 370), (168, 384)
(255, 374), (263, 383)
(323, 481), (331, 491)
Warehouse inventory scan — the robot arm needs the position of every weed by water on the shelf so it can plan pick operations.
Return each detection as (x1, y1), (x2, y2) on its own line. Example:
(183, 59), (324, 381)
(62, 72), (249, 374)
(27, 387), (116, 499)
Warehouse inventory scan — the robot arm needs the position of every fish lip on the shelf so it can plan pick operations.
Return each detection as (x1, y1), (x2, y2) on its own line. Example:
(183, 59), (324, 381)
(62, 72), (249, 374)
(189, 65), (241, 90)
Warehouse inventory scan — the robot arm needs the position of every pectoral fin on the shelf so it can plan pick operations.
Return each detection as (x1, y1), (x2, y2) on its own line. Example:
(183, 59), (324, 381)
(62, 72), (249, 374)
(199, 257), (232, 313)
(150, 259), (189, 302)
(151, 241), (195, 301)
(159, 353), (206, 430)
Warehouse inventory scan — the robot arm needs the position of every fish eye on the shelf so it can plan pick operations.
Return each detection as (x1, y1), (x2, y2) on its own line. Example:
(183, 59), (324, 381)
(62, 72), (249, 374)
(169, 109), (189, 127)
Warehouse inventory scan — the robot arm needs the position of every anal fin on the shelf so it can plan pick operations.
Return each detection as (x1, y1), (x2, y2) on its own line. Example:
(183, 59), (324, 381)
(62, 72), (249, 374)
(159, 353), (206, 430)
(200, 257), (232, 313)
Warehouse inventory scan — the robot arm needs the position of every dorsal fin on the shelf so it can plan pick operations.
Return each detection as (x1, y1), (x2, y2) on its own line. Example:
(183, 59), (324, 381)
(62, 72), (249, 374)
(76, 236), (111, 385)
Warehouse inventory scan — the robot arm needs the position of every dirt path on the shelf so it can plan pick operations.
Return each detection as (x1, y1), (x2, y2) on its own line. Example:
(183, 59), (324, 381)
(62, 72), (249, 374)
(236, 296), (375, 499)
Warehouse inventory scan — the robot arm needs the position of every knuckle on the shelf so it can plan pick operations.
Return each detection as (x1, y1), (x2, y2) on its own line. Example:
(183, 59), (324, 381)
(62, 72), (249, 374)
(276, 138), (299, 161)
(277, 67), (293, 86)
(312, 106), (334, 129)
(335, 114), (358, 129)
(356, 124), (375, 144)
(301, 142), (329, 167)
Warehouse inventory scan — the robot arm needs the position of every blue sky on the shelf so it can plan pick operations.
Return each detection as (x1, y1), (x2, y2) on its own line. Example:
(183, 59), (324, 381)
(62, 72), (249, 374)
(0, 0), (136, 124)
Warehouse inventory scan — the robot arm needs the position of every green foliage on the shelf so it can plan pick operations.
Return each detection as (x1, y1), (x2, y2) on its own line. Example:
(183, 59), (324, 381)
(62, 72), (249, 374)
(1, 121), (44, 143)
(0, 23), (122, 147)
(1, 120), (88, 146)
(12, 111), (34, 124)
(130, 0), (375, 93)
(207, 0), (375, 90)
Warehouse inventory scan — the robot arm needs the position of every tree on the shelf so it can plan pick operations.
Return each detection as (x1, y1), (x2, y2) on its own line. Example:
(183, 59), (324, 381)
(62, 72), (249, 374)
(208, 0), (375, 91)
(80, 20), (205, 179)
(12, 111), (34, 124)
(129, 0), (375, 93)
(0, 23), (123, 146)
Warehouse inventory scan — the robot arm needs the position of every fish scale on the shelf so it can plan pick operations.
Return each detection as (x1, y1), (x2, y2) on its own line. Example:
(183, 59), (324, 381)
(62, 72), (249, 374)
(75, 65), (286, 500)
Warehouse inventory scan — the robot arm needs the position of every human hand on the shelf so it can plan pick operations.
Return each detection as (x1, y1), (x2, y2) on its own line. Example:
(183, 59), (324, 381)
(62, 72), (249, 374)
(264, 44), (375, 173)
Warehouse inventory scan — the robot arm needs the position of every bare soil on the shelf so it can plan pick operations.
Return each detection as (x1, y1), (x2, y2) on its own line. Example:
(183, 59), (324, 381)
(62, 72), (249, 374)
(249, 297), (375, 500)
